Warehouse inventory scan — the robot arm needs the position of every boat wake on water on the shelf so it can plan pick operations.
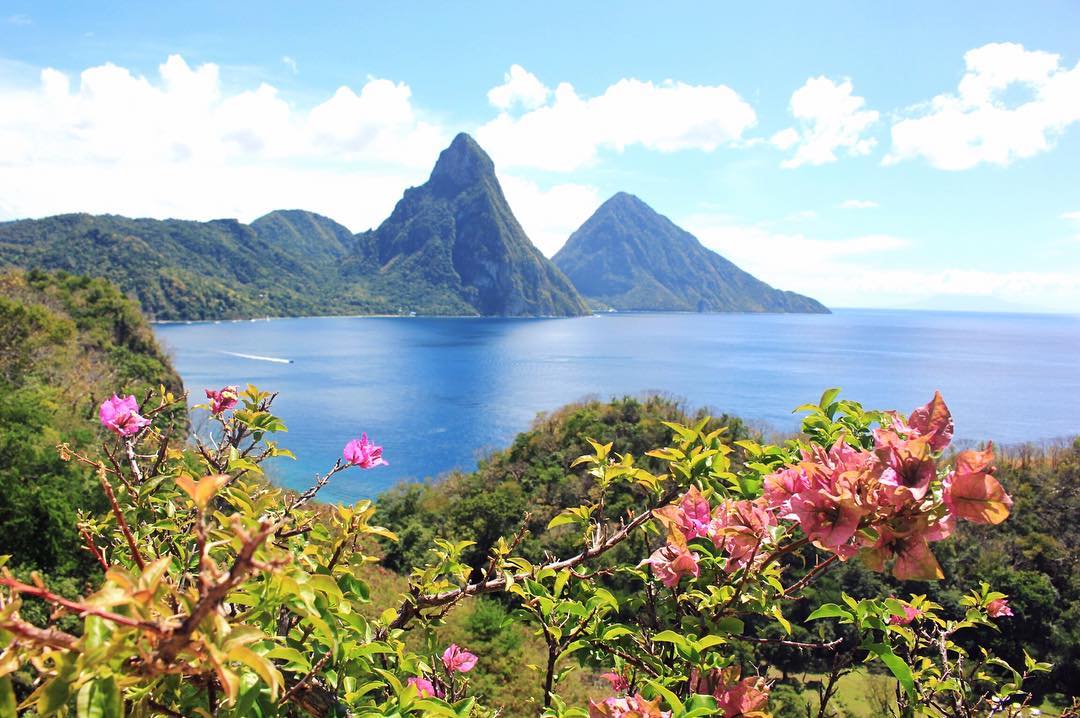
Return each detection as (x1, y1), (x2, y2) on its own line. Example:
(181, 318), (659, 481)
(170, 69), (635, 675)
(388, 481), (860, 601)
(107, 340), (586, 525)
(219, 351), (293, 364)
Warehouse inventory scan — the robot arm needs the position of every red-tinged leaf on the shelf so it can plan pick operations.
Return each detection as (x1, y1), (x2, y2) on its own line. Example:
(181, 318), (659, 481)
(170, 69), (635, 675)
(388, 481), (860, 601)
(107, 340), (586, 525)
(950, 471), (1012, 524)
(892, 537), (944, 581)
(908, 391), (953, 451)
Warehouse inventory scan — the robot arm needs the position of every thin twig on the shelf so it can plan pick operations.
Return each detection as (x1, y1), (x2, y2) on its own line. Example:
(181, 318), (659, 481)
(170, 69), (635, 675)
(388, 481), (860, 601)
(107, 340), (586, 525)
(0, 576), (165, 634)
(279, 652), (333, 707)
(96, 463), (146, 570)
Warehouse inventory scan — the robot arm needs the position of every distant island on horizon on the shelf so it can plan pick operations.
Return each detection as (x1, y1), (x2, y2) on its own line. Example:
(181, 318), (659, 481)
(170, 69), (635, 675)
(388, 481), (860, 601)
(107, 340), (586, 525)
(0, 132), (827, 321)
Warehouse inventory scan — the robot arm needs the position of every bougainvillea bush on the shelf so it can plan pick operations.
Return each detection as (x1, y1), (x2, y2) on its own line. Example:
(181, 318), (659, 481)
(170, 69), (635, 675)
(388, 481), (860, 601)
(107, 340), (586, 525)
(0, 385), (1056, 717)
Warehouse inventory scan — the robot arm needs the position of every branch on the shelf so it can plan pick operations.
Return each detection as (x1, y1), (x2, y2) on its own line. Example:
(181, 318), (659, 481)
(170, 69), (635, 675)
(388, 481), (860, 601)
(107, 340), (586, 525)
(279, 652), (332, 708)
(96, 463), (146, 570)
(157, 519), (278, 661)
(1, 616), (79, 650)
(729, 635), (844, 650)
(385, 488), (679, 633)
(284, 461), (347, 518)
(79, 525), (109, 570)
(0, 576), (165, 634)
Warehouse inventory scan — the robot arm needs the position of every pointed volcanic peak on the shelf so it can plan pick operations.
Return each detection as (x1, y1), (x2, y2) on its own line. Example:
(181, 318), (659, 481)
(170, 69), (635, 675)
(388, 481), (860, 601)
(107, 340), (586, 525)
(353, 132), (589, 316)
(553, 192), (829, 313)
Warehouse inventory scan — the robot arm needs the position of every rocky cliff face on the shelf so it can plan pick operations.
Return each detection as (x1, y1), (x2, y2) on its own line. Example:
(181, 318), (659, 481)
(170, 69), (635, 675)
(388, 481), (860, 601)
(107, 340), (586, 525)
(553, 192), (829, 314)
(355, 133), (590, 316)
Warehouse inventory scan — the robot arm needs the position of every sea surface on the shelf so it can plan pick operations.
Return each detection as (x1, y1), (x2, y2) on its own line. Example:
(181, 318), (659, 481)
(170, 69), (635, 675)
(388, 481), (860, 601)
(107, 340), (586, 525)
(153, 310), (1080, 503)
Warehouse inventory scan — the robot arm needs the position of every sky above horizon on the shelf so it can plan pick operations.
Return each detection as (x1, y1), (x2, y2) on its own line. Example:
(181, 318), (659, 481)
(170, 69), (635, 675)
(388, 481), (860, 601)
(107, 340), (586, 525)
(1, 2), (1079, 312)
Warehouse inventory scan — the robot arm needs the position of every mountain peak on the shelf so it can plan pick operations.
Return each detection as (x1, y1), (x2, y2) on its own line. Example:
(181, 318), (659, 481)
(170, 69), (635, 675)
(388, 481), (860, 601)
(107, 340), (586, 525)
(553, 194), (829, 314)
(429, 132), (496, 189)
(604, 191), (648, 209)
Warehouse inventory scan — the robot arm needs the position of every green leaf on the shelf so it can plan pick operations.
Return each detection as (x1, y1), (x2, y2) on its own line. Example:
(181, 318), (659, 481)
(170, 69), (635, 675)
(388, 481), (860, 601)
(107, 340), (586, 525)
(807, 603), (852, 621)
(867, 643), (915, 698)
(652, 630), (690, 650)
(714, 616), (744, 635)
(819, 388), (842, 410)
(0, 676), (15, 718)
(76, 677), (121, 718)
(642, 680), (683, 716)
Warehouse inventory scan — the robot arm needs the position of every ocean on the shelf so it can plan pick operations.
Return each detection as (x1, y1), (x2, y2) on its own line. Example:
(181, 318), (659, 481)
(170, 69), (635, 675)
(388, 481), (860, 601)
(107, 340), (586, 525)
(154, 309), (1080, 503)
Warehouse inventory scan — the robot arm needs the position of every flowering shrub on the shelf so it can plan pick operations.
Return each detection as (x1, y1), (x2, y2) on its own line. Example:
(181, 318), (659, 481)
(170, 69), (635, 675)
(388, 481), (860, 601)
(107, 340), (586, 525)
(0, 385), (1053, 717)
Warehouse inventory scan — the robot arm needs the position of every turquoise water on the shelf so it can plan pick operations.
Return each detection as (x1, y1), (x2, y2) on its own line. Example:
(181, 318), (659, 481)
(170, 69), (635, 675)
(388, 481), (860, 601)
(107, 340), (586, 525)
(153, 310), (1080, 503)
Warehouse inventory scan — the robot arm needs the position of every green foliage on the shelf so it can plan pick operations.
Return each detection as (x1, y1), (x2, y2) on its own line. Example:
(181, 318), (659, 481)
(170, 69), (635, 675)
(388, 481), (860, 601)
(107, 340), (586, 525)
(376, 395), (753, 574)
(0, 135), (591, 320)
(0, 269), (185, 581)
(552, 192), (828, 313)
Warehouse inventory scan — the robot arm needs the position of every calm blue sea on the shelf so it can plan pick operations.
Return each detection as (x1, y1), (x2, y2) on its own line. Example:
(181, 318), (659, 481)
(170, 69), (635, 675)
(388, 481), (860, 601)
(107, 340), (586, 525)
(153, 310), (1080, 503)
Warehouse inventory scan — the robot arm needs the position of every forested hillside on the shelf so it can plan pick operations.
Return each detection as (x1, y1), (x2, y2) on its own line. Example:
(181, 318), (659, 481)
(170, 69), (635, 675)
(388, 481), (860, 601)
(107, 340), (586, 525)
(0, 269), (185, 582)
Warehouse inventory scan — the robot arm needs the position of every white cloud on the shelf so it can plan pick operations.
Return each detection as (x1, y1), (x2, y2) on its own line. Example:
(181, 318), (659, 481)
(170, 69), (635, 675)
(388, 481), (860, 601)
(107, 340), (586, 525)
(477, 69), (757, 171)
(282, 55), (298, 75)
(498, 175), (600, 256)
(487, 64), (549, 111)
(885, 43), (1080, 170)
(682, 212), (1080, 311)
(6, 14), (31, 25)
(1064, 211), (1080, 241)
(0, 54), (449, 230)
(840, 199), (879, 209)
(772, 76), (878, 168)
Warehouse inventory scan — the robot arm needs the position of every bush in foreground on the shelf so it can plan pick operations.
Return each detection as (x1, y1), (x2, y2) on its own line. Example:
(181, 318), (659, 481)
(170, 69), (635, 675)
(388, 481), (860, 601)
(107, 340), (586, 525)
(0, 385), (1060, 717)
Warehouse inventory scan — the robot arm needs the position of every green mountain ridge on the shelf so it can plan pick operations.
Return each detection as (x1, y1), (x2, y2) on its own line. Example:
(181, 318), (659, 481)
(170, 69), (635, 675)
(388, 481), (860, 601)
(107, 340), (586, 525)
(0, 136), (826, 320)
(553, 192), (829, 313)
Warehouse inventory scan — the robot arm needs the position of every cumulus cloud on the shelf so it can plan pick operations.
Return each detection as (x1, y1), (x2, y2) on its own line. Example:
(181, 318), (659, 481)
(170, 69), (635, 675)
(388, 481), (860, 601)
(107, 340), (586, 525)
(0, 54), (449, 230)
(840, 199), (879, 209)
(477, 67), (757, 171)
(682, 213), (1080, 311)
(498, 175), (600, 256)
(771, 76), (879, 168)
(487, 64), (549, 111)
(282, 55), (298, 74)
(885, 43), (1080, 170)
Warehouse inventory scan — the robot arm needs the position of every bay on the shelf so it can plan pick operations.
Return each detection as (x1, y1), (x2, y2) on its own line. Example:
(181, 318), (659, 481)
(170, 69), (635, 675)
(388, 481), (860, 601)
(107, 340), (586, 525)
(153, 309), (1080, 503)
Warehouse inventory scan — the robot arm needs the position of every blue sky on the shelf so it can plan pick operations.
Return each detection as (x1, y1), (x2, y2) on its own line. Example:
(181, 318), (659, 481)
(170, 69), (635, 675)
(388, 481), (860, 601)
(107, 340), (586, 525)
(1, 2), (1079, 311)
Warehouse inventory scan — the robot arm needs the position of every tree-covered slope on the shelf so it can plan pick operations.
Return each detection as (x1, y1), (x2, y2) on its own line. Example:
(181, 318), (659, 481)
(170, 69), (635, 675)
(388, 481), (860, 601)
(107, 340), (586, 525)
(0, 211), (358, 320)
(0, 269), (185, 581)
(553, 192), (829, 313)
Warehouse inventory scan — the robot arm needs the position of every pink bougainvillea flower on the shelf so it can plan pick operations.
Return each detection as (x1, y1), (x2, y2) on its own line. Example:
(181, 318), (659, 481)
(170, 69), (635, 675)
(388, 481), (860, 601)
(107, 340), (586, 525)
(944, 444), (1012, 525)
(689, 666), (770, 718)
(789, 490), (864, 552)
(709, 499), (776, 571)
(715, 677), (770, 718)
(407, 676), (439, 698)
(441, 643), (478, 673)
(600, 672), (629, 693)
(987, 598), (1014, 618)
(864, 529), (944, 581)
(762, 465), (810, 517)
(887, 601), (922, 625)
(205, 385), (239, 415)
(343, 433), (388, 469)
(98, 394), (151, 437)
(907, 391), (954, 452)
(643, 544), (700, 588)
(677, 486), (713, 540)
(875, 432), (936, 505)
(654, 486), (713, 542)
(588, 694), (671, 718)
